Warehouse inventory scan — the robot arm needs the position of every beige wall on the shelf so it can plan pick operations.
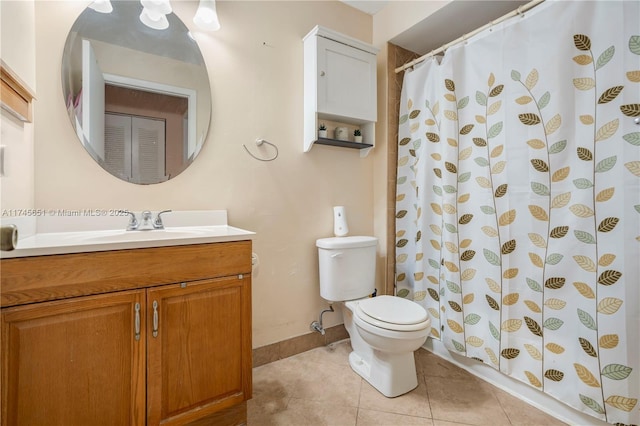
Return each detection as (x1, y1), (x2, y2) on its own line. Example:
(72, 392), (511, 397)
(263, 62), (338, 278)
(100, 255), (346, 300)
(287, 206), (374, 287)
(1, 0), (36, 211)
(30, 0), (372, 348)
(1, 0), (37, 89)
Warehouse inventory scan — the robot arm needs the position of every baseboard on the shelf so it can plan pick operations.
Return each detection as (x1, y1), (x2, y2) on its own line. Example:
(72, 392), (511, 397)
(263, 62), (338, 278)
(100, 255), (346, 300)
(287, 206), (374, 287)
(252, 324), (348, 368)
(423, 339), (609, 426)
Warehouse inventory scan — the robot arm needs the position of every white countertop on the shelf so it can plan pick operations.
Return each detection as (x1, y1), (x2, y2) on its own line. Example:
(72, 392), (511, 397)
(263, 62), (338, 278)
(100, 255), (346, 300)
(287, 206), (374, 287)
(1, 210), (255, 258)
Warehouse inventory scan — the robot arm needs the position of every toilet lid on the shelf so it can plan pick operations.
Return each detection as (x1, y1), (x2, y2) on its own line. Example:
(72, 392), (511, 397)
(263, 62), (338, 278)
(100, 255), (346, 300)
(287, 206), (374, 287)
(357, 295), (428, 325)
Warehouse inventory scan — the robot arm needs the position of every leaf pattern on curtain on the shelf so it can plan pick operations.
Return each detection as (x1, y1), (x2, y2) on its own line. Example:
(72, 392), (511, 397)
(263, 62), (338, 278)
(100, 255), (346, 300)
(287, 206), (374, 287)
(395, 2), (639, 425)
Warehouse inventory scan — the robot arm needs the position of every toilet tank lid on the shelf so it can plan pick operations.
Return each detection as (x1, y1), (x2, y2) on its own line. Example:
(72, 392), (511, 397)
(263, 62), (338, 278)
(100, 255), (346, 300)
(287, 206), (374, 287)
(316, 236), (378, 249)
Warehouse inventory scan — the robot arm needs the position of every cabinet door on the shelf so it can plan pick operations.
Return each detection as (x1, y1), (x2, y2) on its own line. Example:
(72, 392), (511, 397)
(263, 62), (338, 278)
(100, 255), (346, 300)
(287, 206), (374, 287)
(316, 36), (377, 122)
(146, 275), (252, 425)
(1, 290), (146, 426)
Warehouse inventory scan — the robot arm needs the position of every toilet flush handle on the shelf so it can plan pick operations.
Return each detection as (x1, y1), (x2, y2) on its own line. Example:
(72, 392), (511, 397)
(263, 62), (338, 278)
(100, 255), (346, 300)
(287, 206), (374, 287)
(330, 252), (343, 258)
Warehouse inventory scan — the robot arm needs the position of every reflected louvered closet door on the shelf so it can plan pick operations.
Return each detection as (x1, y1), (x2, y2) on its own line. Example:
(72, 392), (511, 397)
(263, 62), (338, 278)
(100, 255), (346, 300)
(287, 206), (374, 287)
(104, 113), (166, 183)
(105, 113), (132, 179)
(132, 116), (166, 184)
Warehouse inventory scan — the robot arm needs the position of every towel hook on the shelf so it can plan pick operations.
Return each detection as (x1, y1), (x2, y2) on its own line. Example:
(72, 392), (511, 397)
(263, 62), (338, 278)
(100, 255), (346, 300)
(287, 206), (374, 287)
(243, 138), (279, 162)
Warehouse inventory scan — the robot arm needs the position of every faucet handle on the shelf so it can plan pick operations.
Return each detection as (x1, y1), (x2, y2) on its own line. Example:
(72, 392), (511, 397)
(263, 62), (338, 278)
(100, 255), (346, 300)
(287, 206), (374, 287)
(124, 211), (139, 231)
(154, 210), (172, 229)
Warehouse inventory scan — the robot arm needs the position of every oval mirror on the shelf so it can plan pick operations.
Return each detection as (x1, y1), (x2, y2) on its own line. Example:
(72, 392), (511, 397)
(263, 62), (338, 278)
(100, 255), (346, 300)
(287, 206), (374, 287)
(61, 1), (211, 184)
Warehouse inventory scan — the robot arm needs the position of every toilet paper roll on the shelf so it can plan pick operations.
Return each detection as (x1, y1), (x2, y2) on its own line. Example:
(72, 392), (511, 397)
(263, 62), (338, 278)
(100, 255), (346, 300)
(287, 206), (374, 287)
(333, 206), (348, 237)
(1, 225), (18, 251)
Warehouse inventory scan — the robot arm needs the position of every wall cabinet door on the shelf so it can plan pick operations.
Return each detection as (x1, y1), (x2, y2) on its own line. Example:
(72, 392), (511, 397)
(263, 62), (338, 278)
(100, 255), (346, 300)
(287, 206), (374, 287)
(1, 290), (146, 426)
(146, 275), (252, 425)
(316, 36), (377, 122)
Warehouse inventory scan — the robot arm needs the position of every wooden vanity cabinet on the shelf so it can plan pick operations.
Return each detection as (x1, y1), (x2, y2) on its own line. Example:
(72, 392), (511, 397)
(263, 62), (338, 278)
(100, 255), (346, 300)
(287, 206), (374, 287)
(1, 241), (252, 426)
(147, 275), (252, 425)
(1, 290), (146, 426)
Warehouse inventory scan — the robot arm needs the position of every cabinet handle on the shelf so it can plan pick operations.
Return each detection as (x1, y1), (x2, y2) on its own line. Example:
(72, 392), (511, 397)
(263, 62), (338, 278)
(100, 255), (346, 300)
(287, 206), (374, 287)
(152, 300), (159, 338)
(134, 302), (141, 341)
(320, 71), (326, 77)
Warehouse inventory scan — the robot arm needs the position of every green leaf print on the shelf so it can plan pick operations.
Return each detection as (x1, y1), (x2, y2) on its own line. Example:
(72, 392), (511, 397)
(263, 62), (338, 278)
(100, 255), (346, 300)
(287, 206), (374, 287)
(629, 35), (640, 55)
(487, 122), (504, 139)
(452, 340), (465, 352)
(465, 313), (481, 325)
(549, 140), (567, 154)
(579, 394), (605, 414)
(543, 318), (564, 330)
(397, 288), (410, 298)
(458, 172), (471, 183)
(537, 91), (551, 109)
(577, 309), (597, 330)
(595, 156), (617, 173)
(623, 132), (640, 146)
(481, 205), (496, 214)
(489, 322), (500, 340)
(475, 157), (490, 167)
(574, 230), (596, 244)
(447, 280), (462, 294)
(526, 278), (543, 292)
(483, 249), (501, 266)
(573, 178), (594, 189)
(595, 46), (615, 70)
(601, 364), (633, 380)
(546, 253), (564, 265)
(476, 91), (487, 106)
(531, 182), (550, 196)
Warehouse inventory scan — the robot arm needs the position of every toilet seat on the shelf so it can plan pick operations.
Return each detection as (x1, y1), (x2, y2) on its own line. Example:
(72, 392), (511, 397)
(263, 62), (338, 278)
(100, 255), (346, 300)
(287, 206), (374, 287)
(354, 296), (430, 332)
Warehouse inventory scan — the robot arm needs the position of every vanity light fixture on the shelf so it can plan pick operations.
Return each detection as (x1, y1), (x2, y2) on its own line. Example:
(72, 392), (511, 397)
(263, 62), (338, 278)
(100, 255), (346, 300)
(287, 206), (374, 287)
(88, 0), (220, 32)
(193, 0), (221, 31)
(88, 0), (113, 14)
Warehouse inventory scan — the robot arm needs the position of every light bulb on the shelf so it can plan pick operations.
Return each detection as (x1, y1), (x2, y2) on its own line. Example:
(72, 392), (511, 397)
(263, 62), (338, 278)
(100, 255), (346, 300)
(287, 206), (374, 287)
(140, 0), (172, 15)
(193, 0), (220, 31)
(88, 0), (113, 14)
(140, 7), (169, 30)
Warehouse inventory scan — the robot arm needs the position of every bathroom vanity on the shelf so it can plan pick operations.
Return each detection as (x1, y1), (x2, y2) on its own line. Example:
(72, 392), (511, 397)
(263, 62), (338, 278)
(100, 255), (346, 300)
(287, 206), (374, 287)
(0, 215), (254, 425)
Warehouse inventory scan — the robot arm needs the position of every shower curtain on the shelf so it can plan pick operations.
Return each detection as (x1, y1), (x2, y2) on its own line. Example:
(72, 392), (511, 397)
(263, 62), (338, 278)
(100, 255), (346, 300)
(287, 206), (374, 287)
(395, 1), (639, 424)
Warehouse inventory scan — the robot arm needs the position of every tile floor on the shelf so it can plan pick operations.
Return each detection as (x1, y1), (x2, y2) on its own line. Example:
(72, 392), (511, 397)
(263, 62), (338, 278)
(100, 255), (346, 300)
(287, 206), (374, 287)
(248, 340), (566, 426)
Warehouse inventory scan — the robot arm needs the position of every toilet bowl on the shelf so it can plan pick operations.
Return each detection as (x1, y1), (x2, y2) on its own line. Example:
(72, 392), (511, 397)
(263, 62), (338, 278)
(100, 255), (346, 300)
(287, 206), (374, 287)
(341, 296), (430, 397)
(317, 236), (431, 397)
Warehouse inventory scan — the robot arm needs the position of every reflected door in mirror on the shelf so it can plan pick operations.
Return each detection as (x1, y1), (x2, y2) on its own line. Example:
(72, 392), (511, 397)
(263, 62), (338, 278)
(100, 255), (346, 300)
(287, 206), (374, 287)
(105, 114), (166, 184)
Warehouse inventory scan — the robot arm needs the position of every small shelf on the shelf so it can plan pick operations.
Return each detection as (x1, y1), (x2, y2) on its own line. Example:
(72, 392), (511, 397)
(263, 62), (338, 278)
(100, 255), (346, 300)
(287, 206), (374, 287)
(314, 138), (373, 150)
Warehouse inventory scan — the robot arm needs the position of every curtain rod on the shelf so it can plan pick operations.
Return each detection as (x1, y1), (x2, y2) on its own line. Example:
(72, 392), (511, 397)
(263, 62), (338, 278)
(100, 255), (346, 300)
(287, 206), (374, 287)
(394, 0), (545, 74)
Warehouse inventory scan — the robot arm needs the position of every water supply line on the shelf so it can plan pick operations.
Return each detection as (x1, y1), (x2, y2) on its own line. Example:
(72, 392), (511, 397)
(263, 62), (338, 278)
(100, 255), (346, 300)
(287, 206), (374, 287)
(310, 305), (334, 335)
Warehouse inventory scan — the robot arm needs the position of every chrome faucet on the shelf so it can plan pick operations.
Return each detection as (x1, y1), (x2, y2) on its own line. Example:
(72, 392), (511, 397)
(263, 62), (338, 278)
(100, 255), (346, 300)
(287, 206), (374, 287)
(153, 210), (172, 229)
(125, 210), (172, 231)
(125, 211), (139, 231)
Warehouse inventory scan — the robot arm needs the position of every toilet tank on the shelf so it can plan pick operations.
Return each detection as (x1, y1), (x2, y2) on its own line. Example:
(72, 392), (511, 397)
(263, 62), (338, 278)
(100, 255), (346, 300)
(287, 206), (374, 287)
(316, 236), (377, 302)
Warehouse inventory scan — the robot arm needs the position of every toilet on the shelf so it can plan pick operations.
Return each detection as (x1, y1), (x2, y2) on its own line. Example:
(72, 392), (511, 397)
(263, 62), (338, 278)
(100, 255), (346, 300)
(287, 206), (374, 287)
(316, 236), (431, 397)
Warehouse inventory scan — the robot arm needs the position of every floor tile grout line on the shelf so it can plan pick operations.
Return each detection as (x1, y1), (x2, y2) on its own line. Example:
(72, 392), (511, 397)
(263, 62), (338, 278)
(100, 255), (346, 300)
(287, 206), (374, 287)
(421, 367), (436, 422)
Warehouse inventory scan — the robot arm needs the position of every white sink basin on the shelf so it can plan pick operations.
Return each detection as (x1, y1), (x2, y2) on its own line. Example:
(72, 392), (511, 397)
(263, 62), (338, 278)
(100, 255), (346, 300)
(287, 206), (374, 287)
(1, 211), (255, 258)
(75, 227), (215, 243)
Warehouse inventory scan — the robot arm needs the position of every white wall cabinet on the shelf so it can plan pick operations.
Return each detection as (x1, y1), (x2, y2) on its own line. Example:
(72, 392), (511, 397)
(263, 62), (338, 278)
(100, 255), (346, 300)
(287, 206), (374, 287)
(303, 26), (378, 157)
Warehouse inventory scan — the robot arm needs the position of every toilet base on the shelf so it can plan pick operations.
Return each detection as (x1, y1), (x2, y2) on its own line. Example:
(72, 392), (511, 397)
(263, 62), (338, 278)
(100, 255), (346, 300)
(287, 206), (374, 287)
(348, 349), (418, 397)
